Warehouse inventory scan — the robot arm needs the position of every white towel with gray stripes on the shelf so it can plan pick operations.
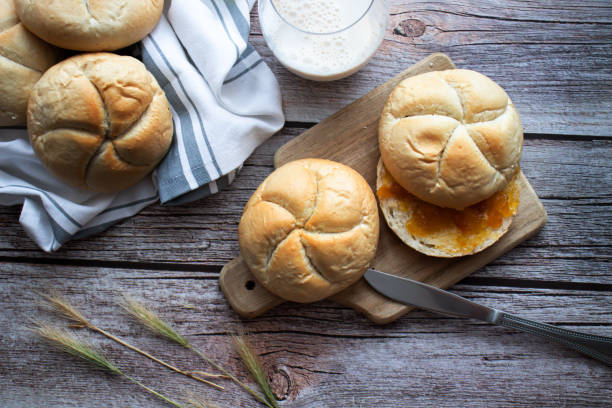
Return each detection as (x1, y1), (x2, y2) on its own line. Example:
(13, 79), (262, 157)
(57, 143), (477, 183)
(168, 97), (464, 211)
(0, 0), (284, 252)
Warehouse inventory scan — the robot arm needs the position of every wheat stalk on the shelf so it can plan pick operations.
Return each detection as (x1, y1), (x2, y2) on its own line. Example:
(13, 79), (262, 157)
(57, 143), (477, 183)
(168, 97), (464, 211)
(36, 291), (224, 390)
(121, 295), (277, 408)
(232, 333), (278, 408)
(185, 392), (221, 408)
(33, 322), (187, 408)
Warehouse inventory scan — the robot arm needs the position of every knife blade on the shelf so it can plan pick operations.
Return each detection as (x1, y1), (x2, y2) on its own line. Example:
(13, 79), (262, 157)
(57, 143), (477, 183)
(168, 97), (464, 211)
(364, 269), (501, 323)
(364, 269), (612, 365)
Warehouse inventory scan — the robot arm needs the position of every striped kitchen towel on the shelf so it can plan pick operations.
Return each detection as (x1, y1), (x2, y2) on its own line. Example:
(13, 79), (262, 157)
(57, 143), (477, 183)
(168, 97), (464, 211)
(0, 0), (284, 252)
(145, 0), (284, 204)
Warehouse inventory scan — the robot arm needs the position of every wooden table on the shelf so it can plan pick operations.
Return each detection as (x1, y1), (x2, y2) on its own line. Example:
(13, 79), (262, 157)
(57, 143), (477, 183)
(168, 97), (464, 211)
(1, 1), (611, 407)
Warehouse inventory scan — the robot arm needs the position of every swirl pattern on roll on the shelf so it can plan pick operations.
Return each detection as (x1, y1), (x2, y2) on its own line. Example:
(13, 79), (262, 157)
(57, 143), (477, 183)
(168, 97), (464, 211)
(378, 69), (523, 210)
(239, 159), (379, 303)
(27, 53), (173, 192)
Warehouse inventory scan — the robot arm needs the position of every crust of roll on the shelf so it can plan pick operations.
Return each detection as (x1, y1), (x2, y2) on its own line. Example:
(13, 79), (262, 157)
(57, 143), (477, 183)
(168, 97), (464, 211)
(15, 0), (163, 51)
(239, 159), (380, 303)
(0, 4), (59, 126)
(378, 69), (523, 210)
(27, 53), (173, 192)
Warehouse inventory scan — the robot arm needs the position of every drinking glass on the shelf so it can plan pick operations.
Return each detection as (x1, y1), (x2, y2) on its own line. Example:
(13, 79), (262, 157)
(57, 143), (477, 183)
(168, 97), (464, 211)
(258, 0), (389, 81)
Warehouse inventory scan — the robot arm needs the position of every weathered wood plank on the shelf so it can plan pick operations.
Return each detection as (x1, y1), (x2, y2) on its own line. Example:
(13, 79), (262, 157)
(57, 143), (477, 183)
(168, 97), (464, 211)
(1, 3), (610, 406)
(1, 264), (610, 407)
(248, 1), (612, 135)
(0, 133), (609, 285)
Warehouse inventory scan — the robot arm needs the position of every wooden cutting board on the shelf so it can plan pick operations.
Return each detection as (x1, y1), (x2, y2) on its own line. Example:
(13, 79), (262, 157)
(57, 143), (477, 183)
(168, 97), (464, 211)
(219, 53), (548, 324)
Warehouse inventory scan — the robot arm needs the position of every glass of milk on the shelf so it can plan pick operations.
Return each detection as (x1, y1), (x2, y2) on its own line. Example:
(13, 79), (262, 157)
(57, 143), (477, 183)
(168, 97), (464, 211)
(258, 0), (389, 81)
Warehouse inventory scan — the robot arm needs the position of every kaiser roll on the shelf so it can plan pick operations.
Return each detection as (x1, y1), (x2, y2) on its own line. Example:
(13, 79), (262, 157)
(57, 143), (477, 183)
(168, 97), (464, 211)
(377, 69), (523, 257)
(14, 0), (164, 51)
(0, 0), (59, 126)
(378, 69), (523, 210)
(239, 159), (380, 303)
(27, 52), (173, 192)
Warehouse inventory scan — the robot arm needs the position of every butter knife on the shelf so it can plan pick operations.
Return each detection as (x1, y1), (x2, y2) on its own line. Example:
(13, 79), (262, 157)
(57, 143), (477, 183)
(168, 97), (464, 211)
(364, 269), (612, 365)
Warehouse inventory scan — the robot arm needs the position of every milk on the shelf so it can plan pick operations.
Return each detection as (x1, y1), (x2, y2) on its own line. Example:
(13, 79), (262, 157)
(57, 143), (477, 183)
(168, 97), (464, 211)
(259, 0), (388, 81)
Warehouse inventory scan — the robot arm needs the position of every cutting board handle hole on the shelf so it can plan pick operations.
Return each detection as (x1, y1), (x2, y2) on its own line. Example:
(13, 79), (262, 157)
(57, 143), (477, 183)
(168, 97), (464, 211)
(245, 280), (256, 291)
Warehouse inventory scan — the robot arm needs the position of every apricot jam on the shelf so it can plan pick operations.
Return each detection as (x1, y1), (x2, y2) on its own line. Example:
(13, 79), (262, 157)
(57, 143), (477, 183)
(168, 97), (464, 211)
(377, 172), (520, 254)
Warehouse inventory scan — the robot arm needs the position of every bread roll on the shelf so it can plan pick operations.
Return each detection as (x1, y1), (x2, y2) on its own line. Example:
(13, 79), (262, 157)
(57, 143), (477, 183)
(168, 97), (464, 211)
(15, 0), (163, 51)
(239, 159), (379, 303)
(378, 69), (523, 210)
(0, 0), (59, 126)
(27, 53), (173, 192)
(376, 159), (520, 257)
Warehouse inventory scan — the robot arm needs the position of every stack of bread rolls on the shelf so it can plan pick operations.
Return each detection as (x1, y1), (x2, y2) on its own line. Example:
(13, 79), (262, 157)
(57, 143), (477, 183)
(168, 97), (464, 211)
(377, 69), (523, 257)
(1, 0), (171, 193)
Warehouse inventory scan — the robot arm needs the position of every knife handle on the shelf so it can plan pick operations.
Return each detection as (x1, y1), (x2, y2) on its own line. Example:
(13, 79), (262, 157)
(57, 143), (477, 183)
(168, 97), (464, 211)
(494, 312), (612, 365)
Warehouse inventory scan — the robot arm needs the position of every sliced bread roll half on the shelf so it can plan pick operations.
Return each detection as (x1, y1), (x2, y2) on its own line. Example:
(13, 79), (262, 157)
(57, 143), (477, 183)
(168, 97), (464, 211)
(376, 158), (520, 257)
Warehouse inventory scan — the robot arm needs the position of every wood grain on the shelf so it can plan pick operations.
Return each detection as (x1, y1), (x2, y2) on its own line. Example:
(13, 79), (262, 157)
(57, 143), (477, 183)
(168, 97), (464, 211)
(0, 2), (611, 406)
(1, 263), (610, 407)
(1, 143), (608, 407)
(0, 135), (610, 285)
(249, 0), (612, 136)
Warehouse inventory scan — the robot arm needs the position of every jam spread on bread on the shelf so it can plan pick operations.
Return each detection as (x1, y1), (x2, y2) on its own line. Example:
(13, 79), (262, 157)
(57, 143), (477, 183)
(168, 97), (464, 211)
(377, 171), (520, 254)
